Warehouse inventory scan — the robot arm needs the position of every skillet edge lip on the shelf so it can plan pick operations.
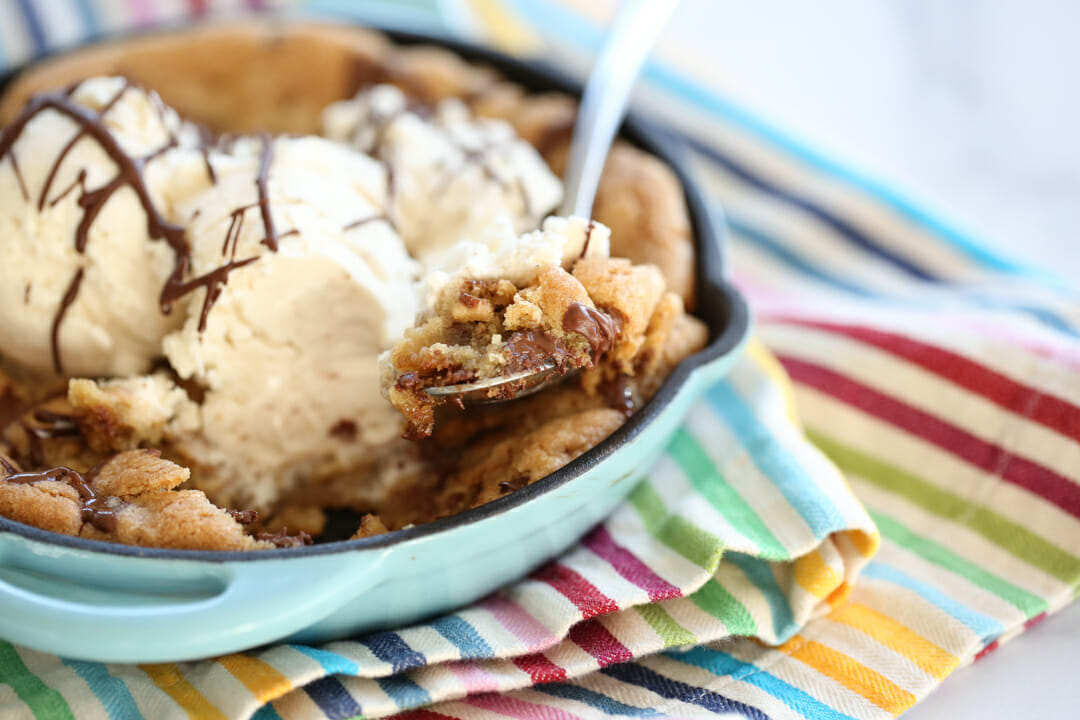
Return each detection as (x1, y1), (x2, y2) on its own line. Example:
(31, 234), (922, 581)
(0, 23), (750, 562)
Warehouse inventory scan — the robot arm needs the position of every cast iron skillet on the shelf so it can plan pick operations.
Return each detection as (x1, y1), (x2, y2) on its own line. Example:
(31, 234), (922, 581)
(0, 25), (750, 662)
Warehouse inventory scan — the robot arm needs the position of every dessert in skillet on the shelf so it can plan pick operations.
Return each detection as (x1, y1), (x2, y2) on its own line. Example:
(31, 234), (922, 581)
(0, 24), (706, 549)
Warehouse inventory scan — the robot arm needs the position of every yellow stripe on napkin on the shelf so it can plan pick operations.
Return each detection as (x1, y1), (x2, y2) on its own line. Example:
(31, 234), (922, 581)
(140, 664), (227, 720)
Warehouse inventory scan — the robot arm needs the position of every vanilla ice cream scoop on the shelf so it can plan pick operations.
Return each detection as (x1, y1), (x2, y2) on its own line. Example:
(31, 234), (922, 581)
(162, 135), (420, 509)
(323, 84), (563, 260)
(0, 77), (207, 378)
(418, 215), (610, 311)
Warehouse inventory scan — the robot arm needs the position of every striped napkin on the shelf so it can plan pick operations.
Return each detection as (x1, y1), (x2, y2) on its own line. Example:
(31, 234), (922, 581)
(2, 1), (1078, 719)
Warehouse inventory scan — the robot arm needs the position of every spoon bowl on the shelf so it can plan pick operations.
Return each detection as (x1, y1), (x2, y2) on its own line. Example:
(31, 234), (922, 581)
(424, 0), (680, 404)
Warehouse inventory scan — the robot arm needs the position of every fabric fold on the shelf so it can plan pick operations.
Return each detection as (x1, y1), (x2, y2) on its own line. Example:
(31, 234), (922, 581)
(1, 2), (1078, 720)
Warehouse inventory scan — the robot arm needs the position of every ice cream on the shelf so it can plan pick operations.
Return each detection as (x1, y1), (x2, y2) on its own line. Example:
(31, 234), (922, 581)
(417, 215), (611, 310)
(323, 84), (563, 260)
(0, 77), (204, 378)
(161, 134), (420, 508)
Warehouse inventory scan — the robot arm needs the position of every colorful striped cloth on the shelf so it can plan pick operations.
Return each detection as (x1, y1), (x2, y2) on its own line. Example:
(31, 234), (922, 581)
(1, 1), (1078, 718)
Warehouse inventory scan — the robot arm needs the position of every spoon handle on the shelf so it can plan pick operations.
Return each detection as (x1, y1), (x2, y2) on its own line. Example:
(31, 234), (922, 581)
(559, 0), (680, 218)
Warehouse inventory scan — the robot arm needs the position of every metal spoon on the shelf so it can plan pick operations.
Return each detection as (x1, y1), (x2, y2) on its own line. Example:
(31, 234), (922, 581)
(425, 0), (679, 404)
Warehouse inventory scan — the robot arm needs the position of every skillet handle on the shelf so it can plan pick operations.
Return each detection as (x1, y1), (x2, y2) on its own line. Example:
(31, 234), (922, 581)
(0, 545), (385, 663)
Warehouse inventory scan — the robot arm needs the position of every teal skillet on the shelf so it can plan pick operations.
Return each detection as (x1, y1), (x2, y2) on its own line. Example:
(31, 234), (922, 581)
(0, 27), (749, 663)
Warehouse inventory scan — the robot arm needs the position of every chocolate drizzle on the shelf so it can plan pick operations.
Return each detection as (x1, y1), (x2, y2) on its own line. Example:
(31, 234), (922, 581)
(0, 83), (192, 374)
(254, 134), (280, 251)
(342, 214), (389, 232)
(50, 268), (84, 374)
(166, 255), (259, 334)
(0, 81), (301, 365)
(436, 136), (534, 216)
(31, 409), (79, 438)
(48, 168), (88, 208)
(0, 455), (17, 475)
(15, 400), (83, 467)
(3, 464), (120, 533)
(580, 220), (596, 258)
(200, 145), (217, 184)
(7, 149), (28, 201)
(561, 303), (616, 357)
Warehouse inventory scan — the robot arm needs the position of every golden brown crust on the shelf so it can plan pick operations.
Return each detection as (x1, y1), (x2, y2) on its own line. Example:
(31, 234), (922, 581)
(433, 408), (625, 516)
(90, 447), (189, 496)
(590, 147), (697, 308)
(382, 258), (669, 438)
(573, 257), (667, 369)
(0, 449), (270, 550)
(0, 23), (393, 133)
(351, 513), (390, 539)
(69, 377), (187, 453)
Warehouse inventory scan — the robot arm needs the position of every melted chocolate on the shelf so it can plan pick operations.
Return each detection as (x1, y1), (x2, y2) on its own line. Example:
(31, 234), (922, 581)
(200, 145), (217, 184)
(498, 476), (528, 494)
(226, 508), (259, 525)
(505, 330), (567, 373)
(602, 375), (636, 418)
(342, 214), (388, 232)
(48, 168), (88, 208)
(31, 409), (79, 438)
(222, 204), (247, 255)
(561, 303), (616, 357)
(167, 255), (259, 334)
(0, 82), (299, 365)
(0, 455), (17, 475)
(580, 220), (596, 258)
(255, 528), (314, 548)
(7, 150), (29, 201)
(5, 465), (120, 533)
(329, 419), (358, 440)
(0, 84), (191, 373)
(38, 122), (94, 213)
(50, 269), (84, 374)
(166, 202), (261, 333)
(254, 134), (281, 251)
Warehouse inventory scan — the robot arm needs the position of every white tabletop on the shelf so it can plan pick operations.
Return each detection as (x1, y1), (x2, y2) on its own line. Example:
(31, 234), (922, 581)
(665, 1), (1080, 717)
(668, 0), (1080, 282)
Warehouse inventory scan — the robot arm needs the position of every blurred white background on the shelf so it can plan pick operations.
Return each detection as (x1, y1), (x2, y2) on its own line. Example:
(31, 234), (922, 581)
(665, 0), (1080, 281)
(661, 2), (1079, 716)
